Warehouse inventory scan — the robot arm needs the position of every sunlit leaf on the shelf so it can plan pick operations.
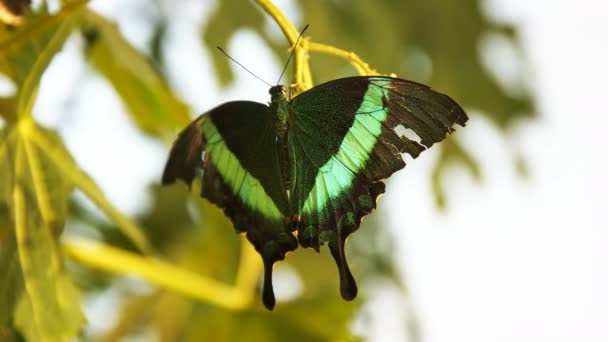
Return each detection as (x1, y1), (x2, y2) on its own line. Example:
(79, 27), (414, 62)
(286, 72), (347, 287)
(0, 1), (84, 118)
(0, 220), (21, 342)
(11, 229), (80, 342)
(0, 141), (20, 341)
(0, 5), (88, 337)
(0, 121), (84, 341)
(81, 11), (191, 137)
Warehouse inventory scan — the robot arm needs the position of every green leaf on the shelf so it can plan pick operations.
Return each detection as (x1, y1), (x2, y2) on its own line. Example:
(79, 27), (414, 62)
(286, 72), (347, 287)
(15, 232), (85, 341)
(0, 120), (85, 341)
(0, 220), (21, 342)
(0, 1), (85, 119)
(81, 11), (191, 137)
(14, 259), (84, 342)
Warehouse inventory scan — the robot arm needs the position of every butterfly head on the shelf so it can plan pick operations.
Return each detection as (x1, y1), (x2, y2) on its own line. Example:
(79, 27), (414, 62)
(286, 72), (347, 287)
(269, 85), (288, 104)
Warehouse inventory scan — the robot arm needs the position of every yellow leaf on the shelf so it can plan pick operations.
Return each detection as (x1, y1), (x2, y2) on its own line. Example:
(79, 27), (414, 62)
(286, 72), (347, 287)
(0, 1), (86, 119)
(0, 121), (84, 341)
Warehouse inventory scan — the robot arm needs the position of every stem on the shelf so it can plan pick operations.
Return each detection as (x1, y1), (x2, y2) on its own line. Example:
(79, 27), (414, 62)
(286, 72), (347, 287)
(254, 0), (308, 89)
(63, 237), (257, 311)
(296, 39), (313, 91)
(253, 0), (298, 44)
(308, 42), (378, 75)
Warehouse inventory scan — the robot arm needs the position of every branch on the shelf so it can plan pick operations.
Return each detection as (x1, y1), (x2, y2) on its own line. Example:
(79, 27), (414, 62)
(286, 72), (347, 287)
(253, 0), (298, 44)
(308, 42), (378, 75)
(62, 237), (260, 311)
(253, 0), (383, 92)
(254, 0), (311, 90)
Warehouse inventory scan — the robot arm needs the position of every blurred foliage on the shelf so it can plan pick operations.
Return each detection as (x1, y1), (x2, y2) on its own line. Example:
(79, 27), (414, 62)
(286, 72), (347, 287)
(0, 0), (30, 26)
(81, 10), (191, 138)
(0, 3), (86, 340)
(0, 0), (534, 341)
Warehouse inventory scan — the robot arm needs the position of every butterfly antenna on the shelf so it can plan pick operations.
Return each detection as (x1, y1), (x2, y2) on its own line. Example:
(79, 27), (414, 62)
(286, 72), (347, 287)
(216, 46), (272, 87)
(276, 24), (309, 86)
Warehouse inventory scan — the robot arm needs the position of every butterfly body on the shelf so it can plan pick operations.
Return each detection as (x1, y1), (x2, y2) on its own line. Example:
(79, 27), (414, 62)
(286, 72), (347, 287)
(162, 76), (468, 309)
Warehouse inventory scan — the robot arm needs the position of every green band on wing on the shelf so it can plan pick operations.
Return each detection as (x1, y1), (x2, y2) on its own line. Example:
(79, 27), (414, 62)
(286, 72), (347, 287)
(301, 81), (390, 217)
(202, 120), (283, 220)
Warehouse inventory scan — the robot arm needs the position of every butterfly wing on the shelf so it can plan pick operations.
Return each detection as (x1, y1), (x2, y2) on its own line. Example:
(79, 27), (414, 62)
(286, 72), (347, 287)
(162, 101), (297, 309)
(287, 76), (468, 299)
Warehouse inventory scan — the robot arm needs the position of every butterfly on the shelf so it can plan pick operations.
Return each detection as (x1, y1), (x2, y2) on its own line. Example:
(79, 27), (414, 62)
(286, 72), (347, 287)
(162, 75), (468, 310)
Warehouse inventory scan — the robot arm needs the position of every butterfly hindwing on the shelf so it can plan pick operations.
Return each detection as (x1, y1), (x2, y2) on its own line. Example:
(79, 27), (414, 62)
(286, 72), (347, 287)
(162, 101), (297, 309)
(288, 76), (468, 299)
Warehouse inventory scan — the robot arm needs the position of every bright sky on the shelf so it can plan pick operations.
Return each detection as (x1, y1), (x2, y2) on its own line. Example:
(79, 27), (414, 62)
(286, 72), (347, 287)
(30, 0), (608, 341)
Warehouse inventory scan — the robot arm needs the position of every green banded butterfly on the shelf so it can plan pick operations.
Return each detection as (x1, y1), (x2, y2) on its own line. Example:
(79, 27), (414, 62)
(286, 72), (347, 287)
(162, 75), (468, 309)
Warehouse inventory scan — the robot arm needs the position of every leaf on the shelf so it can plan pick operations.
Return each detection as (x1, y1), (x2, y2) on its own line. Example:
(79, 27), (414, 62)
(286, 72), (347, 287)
(14, 251), (84, 342)
(0, 1), (85, 119)
(81, 11), (191, 137)
(0, 6), (84, 340)
(0, 219), (21, 341)
(0, 120), (85, 341)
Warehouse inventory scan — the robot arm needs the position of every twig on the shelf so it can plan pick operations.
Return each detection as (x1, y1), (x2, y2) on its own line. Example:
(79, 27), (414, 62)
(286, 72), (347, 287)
(63, 237), (259, 310)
